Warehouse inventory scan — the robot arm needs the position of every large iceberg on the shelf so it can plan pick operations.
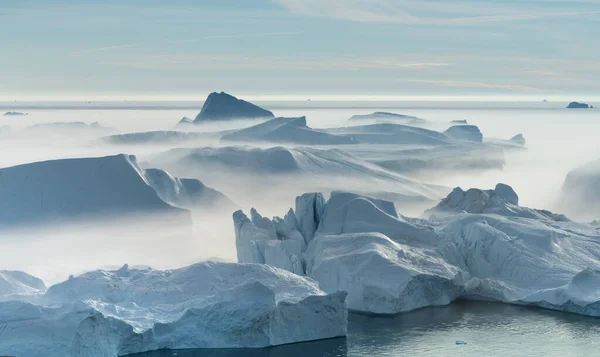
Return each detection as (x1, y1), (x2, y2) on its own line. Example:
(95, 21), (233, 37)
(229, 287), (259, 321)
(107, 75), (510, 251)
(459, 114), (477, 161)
(444, 125), (483, 142)
(194, 92), (274, 122)
(234, 186), (600, 316)
(560, 158), (600, 219)
(220, 116), (356, 145)
(0, 262), (347, 357)
(147, 145), (449, 209)
(324, 123), (450, 146)
(0, 270), (46, 302)
(0, 154), (231, 227)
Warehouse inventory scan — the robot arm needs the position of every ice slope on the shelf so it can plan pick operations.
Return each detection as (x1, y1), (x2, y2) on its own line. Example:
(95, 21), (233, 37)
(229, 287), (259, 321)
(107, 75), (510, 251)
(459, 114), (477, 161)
(0, 262), (347, 357)
(0, 270), (46, 301)
(444, 125), (483, 142)
(351, 144), (505, 174)
(220, 116), (357, 145)
(324, 123), (450, 146)
(561, 158), (600, 219)
(148, 146), (448, 204)
(0, 154), (230, 226)
(234, 187), (600, 316)
(194, 92), (274, 122)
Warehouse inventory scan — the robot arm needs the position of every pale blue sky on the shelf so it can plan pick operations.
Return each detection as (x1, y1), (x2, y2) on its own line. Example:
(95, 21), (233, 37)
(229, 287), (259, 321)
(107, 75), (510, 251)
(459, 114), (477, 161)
(1, 0), (599, 100)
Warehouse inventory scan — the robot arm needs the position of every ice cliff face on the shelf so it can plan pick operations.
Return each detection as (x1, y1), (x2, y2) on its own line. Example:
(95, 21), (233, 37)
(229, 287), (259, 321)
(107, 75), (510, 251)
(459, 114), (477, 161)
(234, 186), (600, 316)
(194, 92), (274, 122)
(0, 154), (231, 227)
(0, 262), (347, 357)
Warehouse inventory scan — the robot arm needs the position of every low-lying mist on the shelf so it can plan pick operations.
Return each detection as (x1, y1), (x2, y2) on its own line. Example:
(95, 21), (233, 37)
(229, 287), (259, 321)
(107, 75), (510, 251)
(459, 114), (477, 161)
(1, 104), (600, 284)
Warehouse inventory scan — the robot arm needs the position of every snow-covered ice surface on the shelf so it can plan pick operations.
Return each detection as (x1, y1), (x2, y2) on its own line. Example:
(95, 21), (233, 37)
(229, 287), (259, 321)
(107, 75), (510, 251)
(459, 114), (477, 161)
(0, 154), (231, 227)
(234, 185), (600, 316)
(0, 262), (347, 357)
(0, 270), (46, 302)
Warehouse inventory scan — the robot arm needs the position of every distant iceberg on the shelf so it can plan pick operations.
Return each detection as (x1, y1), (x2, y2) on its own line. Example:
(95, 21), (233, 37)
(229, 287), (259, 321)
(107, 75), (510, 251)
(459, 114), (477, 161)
(349, 112), (424, 124)
(194, 92), (275, 122)
(3, 111), (27, 116)
(0, 261), (347, 357)
(561, 158), (600, 219)
(220, 116), (357, 145)
(234, 186), (600, 317)
(567, 102), (592, 109)
(103, 130), (207, 145)
(325, 123), (450, 145)
(444, 125), (483, 142)
(0, 154), (231, 227)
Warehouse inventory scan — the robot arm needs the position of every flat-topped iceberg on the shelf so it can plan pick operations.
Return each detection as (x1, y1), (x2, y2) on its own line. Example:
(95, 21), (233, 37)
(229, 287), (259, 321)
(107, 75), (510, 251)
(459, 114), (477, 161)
(195, 92), (274, 122)
(324, 123), (450, 146)
(221, 116), (356, 145)
(0, 262), (347, 357)
(349, 112), (424, 124)
(444, 125), (483, 142)
(234, 186), (600, 316)
(0, 154), (231, 227)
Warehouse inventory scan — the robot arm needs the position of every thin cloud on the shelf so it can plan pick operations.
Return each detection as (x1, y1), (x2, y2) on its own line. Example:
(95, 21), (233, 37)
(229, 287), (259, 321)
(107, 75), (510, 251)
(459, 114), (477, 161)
(274, 0), (600, 25)
(410, 79), (555, 93)
(70, 43), (143, 56)
(174, 31), (300, 44)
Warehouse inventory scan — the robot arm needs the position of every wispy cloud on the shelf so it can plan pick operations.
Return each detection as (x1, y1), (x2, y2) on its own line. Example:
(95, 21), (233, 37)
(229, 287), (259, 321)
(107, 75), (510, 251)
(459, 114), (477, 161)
(70, 43), (143, 56)
(99, 54), (452, 71)
(275, 0), (600, 25)
(410, 79), (555, 92)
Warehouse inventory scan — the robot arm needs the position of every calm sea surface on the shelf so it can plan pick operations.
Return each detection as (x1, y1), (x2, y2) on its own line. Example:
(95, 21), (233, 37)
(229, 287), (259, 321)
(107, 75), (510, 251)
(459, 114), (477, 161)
(131, 301), (600, 357)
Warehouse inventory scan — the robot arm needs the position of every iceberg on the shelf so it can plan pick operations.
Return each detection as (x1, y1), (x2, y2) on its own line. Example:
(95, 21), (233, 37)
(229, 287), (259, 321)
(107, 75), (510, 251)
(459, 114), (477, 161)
(566, 102), (592, 109)
(366, 144), (505, 174)
(220, 116), (356, 145)
(147, 145), (449, 207)
(3, 111), (27, 116)
(0, 270), (46, 302)
(561, 158), (600, 219)
(324, 123), (450, 146)
(194, 92), (274, 122)
(0, 154), (231, 227)
(176, 116), (194, 127)
(0, 262), (347, 357)
(234, 186), (600, 316)
(444, 125), (483, 142)
(349, 112), (424, 124)
(102, 130), (207, 145)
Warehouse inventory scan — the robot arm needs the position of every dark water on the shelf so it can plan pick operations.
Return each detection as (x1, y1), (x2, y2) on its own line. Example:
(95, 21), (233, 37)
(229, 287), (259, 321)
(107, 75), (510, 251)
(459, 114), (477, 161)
(131, 301), (600, 357)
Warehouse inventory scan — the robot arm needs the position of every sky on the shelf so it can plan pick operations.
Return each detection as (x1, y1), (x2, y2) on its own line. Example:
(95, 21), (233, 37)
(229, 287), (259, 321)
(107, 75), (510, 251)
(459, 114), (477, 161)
(1, 0), (599, 101)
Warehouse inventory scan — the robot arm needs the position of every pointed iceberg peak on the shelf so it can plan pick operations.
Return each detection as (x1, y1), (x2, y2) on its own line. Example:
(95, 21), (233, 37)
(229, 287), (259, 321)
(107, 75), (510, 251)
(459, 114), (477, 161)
(194, 92), (275, 122)
(509, 133), (526, 145)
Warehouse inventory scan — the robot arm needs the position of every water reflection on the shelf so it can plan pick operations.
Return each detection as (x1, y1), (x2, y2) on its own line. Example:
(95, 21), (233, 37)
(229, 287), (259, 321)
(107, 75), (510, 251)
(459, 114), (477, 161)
(126, 337), (347, 357)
